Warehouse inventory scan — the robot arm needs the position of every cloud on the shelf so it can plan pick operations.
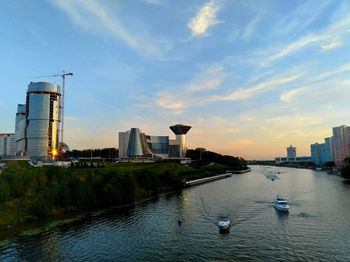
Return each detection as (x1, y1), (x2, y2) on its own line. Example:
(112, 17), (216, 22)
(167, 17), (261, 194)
(221, 73), (302, 101)
(321, 37), (343, 50)
(154, 64), (226, 111)
(266, 8), (350, 63)
(241, 15), (261, 41)
(313, 63), (350, 81)
(142, 0), (163, 5)
(50, 0), (161, 55)
(280, 78), (350, 113)
(186, 65), (225, 92)
(267, 34), (323, 62)
(153, 66), (302, 113)
(188, 1), (221, 36)
(271, 0), (332, 37)
(280, 88), (304, 103)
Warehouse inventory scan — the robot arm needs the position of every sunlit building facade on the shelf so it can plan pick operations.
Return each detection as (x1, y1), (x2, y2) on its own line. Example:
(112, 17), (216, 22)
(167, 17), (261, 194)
(118, 128), (169, 160)
(14, 82), (62, 160)
(118, 124), (190, 160)
(332, 125), (350, 166)
(169, 124), (191, 158)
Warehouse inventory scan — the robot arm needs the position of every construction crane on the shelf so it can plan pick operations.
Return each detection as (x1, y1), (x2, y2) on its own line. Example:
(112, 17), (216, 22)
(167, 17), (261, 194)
(57, 71), (73, 159)
(30, 71), (73, 159)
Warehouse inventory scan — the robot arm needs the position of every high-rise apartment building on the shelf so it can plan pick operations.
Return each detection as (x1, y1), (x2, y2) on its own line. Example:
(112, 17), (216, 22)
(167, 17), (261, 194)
(310, 137), (333, 165)
(0, 133), (15, 157)
(15, 104), (26, 155)
(287, 145), (296, 161)
(332, 125), (350, 166)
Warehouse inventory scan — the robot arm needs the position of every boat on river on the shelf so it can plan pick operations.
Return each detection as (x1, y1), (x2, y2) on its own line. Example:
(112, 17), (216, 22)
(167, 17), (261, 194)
(274, 195), (290, 212)
(217, 216), (231, 231)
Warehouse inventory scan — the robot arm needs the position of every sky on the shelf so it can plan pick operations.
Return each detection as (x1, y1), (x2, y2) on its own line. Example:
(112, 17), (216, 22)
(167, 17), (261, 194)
(1, 0), (350, 160)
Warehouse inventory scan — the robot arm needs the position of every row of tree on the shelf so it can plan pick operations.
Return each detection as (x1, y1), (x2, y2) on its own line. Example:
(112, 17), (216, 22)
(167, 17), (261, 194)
(186, 148), (247, 170)
(65, 148), (118, 159)
(0, 165), (183, 224)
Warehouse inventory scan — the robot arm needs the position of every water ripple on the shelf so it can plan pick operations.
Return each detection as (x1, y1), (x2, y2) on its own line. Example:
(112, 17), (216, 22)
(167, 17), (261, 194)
(1, 166), (350, 261)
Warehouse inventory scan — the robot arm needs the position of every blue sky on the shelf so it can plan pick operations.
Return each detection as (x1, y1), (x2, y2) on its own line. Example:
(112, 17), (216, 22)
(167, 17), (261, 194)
(1, 0), (350, 160)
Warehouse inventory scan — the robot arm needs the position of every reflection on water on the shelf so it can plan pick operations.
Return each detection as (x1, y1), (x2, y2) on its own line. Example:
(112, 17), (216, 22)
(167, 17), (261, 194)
(0, 166), (350, 261)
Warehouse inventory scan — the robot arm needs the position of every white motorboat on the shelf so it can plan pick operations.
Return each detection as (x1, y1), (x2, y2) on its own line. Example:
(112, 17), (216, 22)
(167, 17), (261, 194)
(274, 195), (290, 212)
(217, 217), (231, 231)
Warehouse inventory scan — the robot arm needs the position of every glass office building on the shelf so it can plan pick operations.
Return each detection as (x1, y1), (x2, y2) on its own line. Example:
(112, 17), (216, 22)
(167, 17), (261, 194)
(26, 82), (61, 160)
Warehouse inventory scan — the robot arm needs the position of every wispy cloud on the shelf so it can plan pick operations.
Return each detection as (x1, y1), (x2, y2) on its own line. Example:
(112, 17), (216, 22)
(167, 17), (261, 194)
(188, 1), (221, 37)
(185, 65), (225, 92)
(266, 7), (350, 63)
(221, 73), (302, 101)
(313, 63), (350, 81)
(154, 64), (226, 112)
(321, 36), (343, 50)
(280, 88), (303, 103)
(142, 0), (163, 5)
(271, 0), (332, 38)
(241, 15), (261, 41)
(153, 67), (302, 113)
(50, 0), (162, 55)
(280, 76), (350, 107)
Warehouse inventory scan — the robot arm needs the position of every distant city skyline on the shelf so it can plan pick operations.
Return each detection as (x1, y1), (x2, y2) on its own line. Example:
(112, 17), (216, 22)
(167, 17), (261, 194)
(1, 0), (350, 160)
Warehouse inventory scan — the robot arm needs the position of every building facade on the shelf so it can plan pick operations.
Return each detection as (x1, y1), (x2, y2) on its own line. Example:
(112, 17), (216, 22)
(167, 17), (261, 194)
(169, 124), (191, 158)
(0, 133), (16, 157)
(15, 104), (26, 155)
(310, 137), (333, 166)
(332, 125), (350, 166)
(275, 145), (311, 164)
(25, 82), (61, 160)
(118, 124), (191, 160)
(287, 145), (296, 161)
(118, 128), (165, 160)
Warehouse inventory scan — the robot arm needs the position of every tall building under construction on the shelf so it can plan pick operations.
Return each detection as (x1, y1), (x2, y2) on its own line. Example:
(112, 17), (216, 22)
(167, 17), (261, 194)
(15, 82), (62, 160)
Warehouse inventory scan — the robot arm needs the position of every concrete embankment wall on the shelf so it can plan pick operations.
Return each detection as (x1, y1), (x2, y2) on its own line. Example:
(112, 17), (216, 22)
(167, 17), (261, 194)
(185, 173), (232, 187)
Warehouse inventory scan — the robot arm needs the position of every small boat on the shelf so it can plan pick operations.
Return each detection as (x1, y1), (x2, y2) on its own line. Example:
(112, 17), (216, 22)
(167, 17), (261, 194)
(177, 217), (182, 226)
(217, 216), (231, 231)
(274, 195), (290, 212)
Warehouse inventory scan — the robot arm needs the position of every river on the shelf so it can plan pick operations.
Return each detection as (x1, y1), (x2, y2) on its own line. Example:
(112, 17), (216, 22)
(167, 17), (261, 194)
(1, 166), (350, 261)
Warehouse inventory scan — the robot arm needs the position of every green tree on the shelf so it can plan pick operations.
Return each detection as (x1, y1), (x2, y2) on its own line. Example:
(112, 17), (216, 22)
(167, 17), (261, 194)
(325, 161), (335, 168)
(341, 157), (350, 179)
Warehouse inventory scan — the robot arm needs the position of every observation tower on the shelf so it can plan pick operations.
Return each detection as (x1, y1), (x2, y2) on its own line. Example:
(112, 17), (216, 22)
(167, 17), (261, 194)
(169, 124), (191, 158)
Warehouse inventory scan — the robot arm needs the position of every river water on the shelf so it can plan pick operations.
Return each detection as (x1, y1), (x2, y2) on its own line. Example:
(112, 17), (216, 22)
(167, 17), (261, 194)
(1, 166), (350, 261)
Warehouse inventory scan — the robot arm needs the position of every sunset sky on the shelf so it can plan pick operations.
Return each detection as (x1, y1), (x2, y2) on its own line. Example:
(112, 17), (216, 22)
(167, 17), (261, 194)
(1, 0), (350, 160)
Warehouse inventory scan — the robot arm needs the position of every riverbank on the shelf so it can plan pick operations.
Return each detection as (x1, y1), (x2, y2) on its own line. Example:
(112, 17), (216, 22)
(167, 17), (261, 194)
(0, 161), (247, 239)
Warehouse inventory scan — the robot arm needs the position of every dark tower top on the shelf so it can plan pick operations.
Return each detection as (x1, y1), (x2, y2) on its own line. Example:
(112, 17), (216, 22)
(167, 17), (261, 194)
(169, 124), (191, 135)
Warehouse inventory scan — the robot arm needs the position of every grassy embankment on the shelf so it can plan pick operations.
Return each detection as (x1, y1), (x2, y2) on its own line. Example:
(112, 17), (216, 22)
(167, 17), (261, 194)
(0, 160), (228, 231)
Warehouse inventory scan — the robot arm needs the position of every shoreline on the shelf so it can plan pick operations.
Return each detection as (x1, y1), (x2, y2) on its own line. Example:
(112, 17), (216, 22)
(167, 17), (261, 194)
(0, 188), (183, 243)
(0, 161), (248, 241)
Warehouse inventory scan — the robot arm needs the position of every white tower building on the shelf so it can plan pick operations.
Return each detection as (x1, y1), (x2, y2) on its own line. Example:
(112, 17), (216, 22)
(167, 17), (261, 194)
(26, 82), (61, 160)
(169, 124), (191, 158)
